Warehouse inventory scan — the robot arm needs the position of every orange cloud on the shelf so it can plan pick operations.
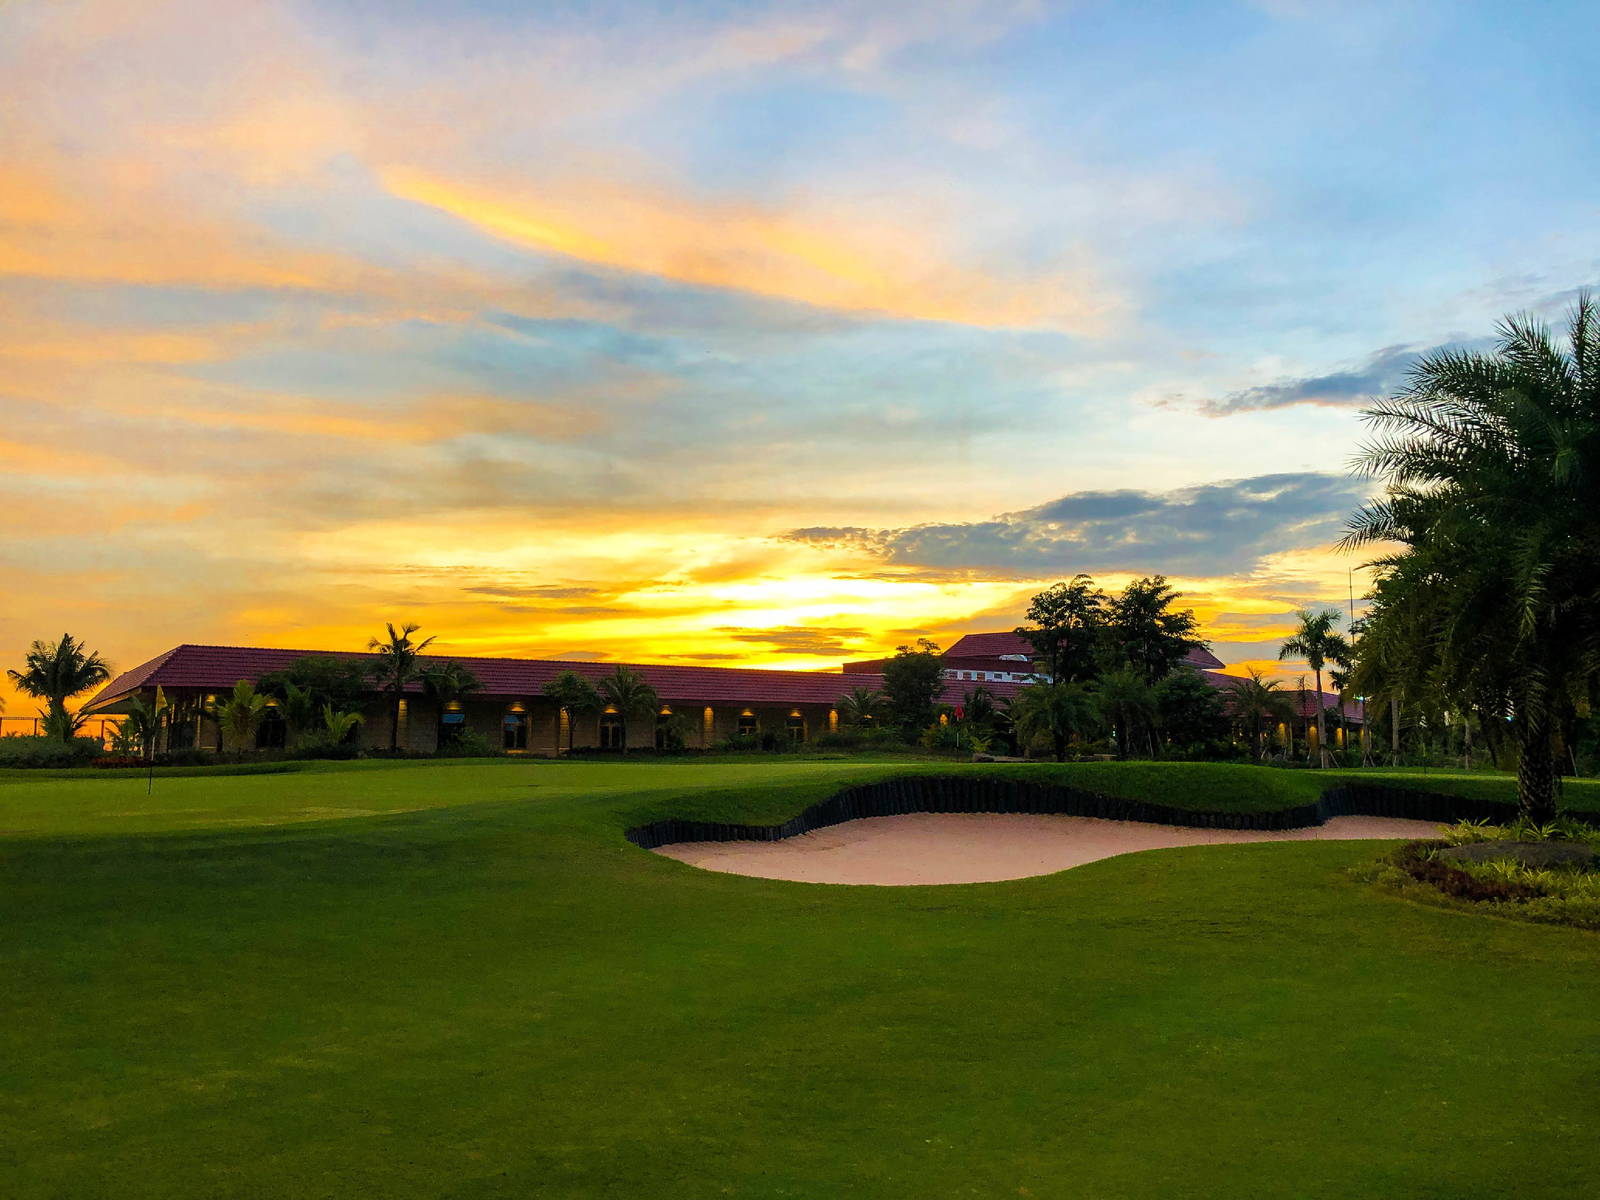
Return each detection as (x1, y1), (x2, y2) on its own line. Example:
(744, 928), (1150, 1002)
(383, 167), (1114, 332)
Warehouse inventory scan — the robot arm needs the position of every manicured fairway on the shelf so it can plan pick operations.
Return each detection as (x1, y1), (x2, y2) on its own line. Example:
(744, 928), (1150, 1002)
(4, 759), (1599, 1198)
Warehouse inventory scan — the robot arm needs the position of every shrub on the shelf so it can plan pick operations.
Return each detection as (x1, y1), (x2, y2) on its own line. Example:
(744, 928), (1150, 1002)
(1391, 841), (1545, 903)
(0, 736), (103, 769)
(91, 755), (146, 769)
(285, 738), (364, 761)
(435, 729), (500, 758)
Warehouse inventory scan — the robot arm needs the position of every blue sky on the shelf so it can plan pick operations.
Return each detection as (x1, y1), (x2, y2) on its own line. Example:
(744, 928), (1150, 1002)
(1, 0), (1596, 691)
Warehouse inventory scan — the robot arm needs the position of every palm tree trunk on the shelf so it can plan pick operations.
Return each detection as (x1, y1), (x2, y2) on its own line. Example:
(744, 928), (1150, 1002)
(391, 693), (401, 751)
(1313, 668), (1329, 768)
(1390, 698), (1400, 765)
(1516, 712), (1558, 823)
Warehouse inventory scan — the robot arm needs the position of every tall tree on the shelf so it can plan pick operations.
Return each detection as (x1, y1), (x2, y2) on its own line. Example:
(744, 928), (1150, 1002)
(595, 666), (659, 754)
(1153, 669), (1229, 749)
(1225, 669), (1297, 760)
(7, 634), (111, 742)
(1008, 681), (1098, 762)
(367, 623), (436, 751)
(1095, 667), (1159, 760)
(1278, 609), (1350, 767)
(1343, 297), (1600, 820)
(1017, 576), (1106, 684)
(881, 640), (945, 735)
(1107, 576), (1205, 684)
(542, 671), (603, 754)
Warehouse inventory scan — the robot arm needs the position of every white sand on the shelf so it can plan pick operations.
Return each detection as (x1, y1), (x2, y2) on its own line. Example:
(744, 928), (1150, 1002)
(653, 812), (1439, 886)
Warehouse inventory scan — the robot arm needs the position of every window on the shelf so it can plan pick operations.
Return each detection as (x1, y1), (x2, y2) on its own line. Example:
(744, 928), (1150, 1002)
(439, 703), (466, 746)
(600, 714), (624, 750)
(737, 712), (757, 738)
(502, 710), (528, 751)
(786, 713), (806, 743)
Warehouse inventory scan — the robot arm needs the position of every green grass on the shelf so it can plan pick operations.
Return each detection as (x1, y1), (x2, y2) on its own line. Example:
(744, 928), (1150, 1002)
(4, 758), (1600, 1198)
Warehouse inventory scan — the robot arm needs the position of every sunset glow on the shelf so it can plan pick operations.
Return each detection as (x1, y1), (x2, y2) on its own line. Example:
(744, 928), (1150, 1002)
(3, 0), (1596, 713)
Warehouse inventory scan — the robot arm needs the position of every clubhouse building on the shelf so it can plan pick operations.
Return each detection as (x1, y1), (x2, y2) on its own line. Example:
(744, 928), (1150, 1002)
(83, 632), (1361, 755)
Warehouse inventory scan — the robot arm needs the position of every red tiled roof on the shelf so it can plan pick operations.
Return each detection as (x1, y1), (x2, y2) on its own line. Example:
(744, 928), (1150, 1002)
(945, 631), (1224, 672)
(1203, 670), (1364, 721)
(86, 644), (1023, 713)
(944, 631), (1032, 659)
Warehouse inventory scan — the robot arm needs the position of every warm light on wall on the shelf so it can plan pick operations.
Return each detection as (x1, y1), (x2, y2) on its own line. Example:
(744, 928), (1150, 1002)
(828, 708), (838, 732)
(604, 705), (619, 714)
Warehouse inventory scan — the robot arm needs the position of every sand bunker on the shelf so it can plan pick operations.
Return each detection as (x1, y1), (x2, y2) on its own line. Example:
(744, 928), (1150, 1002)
(653, 812), (1439, 886)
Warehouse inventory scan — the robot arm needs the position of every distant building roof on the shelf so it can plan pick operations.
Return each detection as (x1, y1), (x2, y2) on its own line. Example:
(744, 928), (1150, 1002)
(945, 631), (1224, 671)
(86, 644), (1028, 714)
(944, 631), (1032, 659)
(1202, 669), (1364, 721)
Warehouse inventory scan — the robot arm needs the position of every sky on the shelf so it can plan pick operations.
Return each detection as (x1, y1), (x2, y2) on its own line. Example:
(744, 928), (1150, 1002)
(2, 0), (1597, 716)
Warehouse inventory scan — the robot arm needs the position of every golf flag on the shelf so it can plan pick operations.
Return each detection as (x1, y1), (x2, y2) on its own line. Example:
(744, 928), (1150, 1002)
(155, 685), (169, 715)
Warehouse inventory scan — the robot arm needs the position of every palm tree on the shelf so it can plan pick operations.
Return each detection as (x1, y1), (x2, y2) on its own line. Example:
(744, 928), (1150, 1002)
(838, 686), (884, 727)
(113, 697), (160, 758)
(1343, 297), (1600, 820)
(541, 670), (603, 754)
(596, 666), (659, 754)
(1095, 667), (1159, 760)
(322, 704), (364, 745)
(277, 682), (321, 747)
(1225, 669), (1297, 761)
(7, 634), (111, 742)
(422, 661), (483, 748)
(1008, 681), (1097, 761)
(1278, 609), (1350, 767)
(367, 622), (436, 751)
(214, 681), (268, 752)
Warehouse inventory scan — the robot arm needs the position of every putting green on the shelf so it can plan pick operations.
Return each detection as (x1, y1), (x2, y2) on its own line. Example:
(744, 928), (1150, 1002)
(4, 758), (1598, 1199)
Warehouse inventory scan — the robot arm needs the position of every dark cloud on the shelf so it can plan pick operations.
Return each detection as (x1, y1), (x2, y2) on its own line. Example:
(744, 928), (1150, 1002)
(781, 472), (1368, 577)
(1203, 277), (1600, 417)
(715, 626), (870, 657)
(1206, 343), (1429, 415)
(464, 585), (611, 600)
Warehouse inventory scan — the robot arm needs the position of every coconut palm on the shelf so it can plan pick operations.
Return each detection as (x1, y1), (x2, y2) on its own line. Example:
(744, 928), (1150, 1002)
(367, 622), (437, 751)
(541, 671), (603, 754)
(1225, 669), (1297, 761)
(838, 686), (884, 727)
(1278, 609), (1350, 767)
(7, 634), (111, 742)
(1343, 296), (1600, 820)
(1008, 681), (1097, 762)
(595, 666), (659, 754)
(214, 681), (268, 752)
